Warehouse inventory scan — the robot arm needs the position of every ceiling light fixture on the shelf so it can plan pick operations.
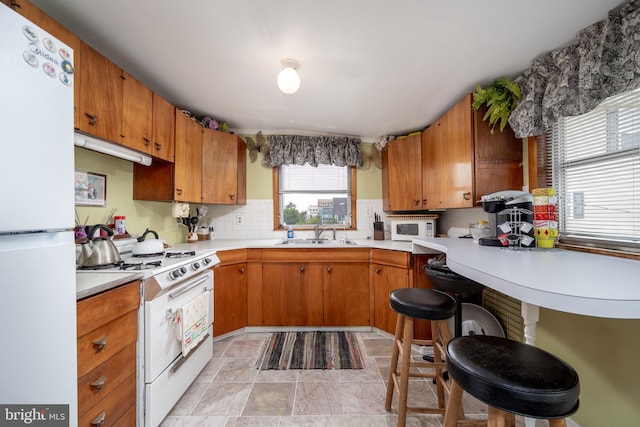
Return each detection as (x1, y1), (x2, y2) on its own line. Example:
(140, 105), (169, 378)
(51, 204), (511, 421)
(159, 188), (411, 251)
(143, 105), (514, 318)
(277, 58), (301, 94)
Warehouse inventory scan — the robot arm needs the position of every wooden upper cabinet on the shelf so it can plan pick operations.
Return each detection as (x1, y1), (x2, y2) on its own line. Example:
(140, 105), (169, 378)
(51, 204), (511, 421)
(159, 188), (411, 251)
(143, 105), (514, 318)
(174, 110), (202, 202)
(423, 96), (474, 209)
(473, 99), (524, 200)
(151, 94), (175, 162)
(422, 94), (522, 209)
(382, 133), (423, 211)
(201, 129), (247, 205)
(122, 71), (152, 153)
(79, 43), (123, 144)
(7, 0), (82, 128)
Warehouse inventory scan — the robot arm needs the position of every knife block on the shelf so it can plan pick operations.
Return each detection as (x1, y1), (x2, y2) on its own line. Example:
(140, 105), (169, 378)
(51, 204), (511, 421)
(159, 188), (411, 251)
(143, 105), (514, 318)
(373, 222), (384, 240)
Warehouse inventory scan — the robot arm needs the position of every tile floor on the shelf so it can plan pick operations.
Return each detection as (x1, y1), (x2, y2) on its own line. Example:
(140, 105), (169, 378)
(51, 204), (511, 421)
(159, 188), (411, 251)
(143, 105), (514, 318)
(160, 330), (537, 427)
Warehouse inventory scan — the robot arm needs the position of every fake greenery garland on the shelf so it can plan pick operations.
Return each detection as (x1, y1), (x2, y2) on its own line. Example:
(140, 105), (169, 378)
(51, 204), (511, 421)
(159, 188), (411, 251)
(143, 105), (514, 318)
(472, 77), (522, 134)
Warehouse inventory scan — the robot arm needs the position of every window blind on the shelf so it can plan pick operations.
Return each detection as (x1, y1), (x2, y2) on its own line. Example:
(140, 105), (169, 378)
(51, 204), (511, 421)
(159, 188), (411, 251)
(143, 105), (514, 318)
(550, 87), (640, 250)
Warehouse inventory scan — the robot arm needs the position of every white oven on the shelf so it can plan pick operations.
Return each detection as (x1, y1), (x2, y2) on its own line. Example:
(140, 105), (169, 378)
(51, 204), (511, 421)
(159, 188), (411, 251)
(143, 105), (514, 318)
(143, 268), (214, 427)
(389, 214), (437, 241)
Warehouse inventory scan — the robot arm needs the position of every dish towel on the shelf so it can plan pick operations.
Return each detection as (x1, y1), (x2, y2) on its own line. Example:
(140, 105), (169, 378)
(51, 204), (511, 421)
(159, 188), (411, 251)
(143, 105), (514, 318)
(179, 292), (209, 356)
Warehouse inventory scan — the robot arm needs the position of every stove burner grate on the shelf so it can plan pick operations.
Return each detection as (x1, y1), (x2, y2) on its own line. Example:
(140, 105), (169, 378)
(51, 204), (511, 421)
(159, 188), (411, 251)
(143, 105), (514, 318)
(166, 250), (196, 258)
(132, 252), (166, 258)
(119, 260), (163, 271)
(77, 261), (125, 271)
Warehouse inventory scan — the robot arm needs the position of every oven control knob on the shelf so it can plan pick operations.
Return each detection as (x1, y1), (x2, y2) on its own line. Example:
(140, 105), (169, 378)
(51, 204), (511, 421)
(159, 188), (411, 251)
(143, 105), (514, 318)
(170, 266), (187, 280)
(203, 257), (212, 265)
(192, 262), (201, 270)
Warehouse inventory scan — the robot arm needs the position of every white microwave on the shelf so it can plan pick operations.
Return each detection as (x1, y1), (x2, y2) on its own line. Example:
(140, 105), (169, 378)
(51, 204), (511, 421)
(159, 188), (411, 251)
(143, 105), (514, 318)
(388, 215), (437, 241)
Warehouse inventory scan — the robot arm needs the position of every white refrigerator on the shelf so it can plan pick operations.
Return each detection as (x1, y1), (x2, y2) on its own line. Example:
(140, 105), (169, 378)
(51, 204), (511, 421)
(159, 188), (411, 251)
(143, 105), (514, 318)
(0, 5), (77, 425)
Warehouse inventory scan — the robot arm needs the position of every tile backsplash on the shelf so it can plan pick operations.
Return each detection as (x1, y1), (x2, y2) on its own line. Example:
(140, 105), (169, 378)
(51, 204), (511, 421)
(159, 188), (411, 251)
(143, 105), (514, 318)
(202, 199), (385, 240)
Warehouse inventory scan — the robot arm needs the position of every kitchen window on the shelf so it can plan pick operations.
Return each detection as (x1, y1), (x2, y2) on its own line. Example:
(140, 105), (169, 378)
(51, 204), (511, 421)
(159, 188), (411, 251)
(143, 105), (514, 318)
(549, 86), (640, 252)
(274, 164), (356, 229)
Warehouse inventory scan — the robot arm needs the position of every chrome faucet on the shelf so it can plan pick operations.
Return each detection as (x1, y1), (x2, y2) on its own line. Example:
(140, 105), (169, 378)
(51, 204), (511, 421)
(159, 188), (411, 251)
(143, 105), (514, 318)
(314, 223), (334, 239)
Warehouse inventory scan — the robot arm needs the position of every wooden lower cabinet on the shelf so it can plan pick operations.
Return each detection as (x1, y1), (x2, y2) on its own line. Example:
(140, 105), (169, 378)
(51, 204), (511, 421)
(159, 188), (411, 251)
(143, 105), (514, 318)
(413, 254), (435, 340)
(262, 262), (324, 326)
(323, 262), (371, 326)
(216, 248), (427, 335)
(257, 248), (370, 327)
(213, 249), (248, 336)
(371, 249), (413, 335)
(76, 281), (139, 427)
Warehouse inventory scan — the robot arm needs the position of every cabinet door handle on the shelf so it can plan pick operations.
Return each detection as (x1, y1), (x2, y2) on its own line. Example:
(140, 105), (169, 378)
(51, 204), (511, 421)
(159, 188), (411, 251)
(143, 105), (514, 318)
(154, 142), (162, 151)
(228, 194), (235, 201)
(463, 192), (471, 200)
(90, 375), (106, 393)
(90, 411), (105, 427)
(92, 336), (107, 353)
(85, 113), (97, 126)
(422, 199), (427, 205)
(413, 199), (420, 206)
(238, 268), (245, 274)
(176, 189), (183, 196)
(375, 269), (382, 274)
(143, 137), (151, 147)
(10, 1), (21, 9)
(299, 266), (305, 272)
(326, 266), (333, 273)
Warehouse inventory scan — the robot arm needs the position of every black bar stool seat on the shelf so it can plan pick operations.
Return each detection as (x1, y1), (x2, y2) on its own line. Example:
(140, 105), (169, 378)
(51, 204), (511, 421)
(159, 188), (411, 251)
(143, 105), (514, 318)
(390, 287), (456, 320)
(444, 335), (580, 427)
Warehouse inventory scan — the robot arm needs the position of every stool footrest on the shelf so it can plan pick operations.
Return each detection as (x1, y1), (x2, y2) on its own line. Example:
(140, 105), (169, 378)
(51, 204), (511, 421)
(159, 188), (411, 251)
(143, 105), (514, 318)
(404, 406), (446, 415)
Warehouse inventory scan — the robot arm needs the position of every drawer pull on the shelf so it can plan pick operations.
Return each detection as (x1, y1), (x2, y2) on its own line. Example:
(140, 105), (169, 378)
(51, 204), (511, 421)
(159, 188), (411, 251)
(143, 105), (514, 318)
(375, 269), (382, 274)
(326, 266), (333, 273)
(90, 411), (105, 427)
(92, 336), (107, 353)
(85, 113), (97, 126)
(154, 142), (162, 151)
(90, 375), (106, 393)
(298, 266), (305, 272)
(143, 137), (151, 147)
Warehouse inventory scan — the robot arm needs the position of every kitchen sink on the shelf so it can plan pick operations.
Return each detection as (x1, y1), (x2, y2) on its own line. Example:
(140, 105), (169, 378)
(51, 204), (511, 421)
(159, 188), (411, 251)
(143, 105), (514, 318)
(276, 238), (357, 246)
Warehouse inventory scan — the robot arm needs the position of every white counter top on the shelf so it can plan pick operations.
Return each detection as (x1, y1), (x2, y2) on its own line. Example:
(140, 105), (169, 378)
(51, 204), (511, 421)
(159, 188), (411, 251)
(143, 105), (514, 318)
(76, 271), (143, 300)
(170, 238), (416, 253)
(412, 238), (640, 319)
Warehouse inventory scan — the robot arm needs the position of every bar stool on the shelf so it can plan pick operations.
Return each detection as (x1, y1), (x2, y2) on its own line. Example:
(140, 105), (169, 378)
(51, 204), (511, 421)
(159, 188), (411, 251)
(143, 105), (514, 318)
(385, 288), (456, 427)
(443, 335), (580, 427)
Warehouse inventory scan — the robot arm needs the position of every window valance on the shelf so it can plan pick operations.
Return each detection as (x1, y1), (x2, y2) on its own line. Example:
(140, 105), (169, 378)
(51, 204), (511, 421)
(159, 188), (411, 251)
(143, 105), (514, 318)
(262, 135), (364, 167)
(509, 0), (640, 138)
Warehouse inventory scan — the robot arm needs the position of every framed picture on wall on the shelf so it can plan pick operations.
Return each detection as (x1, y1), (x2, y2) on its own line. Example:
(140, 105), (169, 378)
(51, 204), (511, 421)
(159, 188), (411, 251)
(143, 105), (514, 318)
(74, 170), (106, 206)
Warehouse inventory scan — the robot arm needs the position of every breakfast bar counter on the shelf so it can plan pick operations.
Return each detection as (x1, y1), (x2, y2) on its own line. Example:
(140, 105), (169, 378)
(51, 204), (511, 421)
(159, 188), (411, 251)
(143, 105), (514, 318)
(412, 238), (640, 319)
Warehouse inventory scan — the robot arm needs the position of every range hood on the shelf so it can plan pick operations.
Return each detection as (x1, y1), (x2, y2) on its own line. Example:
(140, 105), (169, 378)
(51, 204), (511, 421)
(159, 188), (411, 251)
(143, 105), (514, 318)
(74, 132), (152, 166)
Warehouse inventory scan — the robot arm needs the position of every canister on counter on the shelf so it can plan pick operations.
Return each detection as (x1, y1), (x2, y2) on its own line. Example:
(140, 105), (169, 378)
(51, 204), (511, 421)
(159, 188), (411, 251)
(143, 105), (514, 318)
(114, 215), (126, 235)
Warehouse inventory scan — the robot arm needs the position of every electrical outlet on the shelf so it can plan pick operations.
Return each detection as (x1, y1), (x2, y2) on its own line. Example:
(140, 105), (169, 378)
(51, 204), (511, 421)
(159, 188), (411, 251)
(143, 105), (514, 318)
(236, 215), (244, 225)
(366, 208), (373, 218)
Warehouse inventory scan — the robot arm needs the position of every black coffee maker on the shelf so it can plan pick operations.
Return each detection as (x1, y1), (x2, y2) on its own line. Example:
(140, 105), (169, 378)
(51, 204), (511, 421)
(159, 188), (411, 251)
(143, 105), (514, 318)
(478, 190), (535, 247)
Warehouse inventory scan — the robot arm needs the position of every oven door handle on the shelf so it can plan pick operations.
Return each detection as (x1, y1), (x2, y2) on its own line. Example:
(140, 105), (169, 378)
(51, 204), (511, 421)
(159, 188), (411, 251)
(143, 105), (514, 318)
(168, 273), (211, 299)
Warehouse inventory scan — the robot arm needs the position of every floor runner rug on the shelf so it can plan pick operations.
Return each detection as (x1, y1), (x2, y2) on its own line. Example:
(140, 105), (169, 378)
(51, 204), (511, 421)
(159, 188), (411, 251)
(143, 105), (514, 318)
(256, 331), (365, 370)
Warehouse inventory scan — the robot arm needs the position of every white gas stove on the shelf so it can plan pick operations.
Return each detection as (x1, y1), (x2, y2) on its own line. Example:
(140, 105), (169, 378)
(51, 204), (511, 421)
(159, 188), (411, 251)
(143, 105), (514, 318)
(80, 238), (220, 426)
